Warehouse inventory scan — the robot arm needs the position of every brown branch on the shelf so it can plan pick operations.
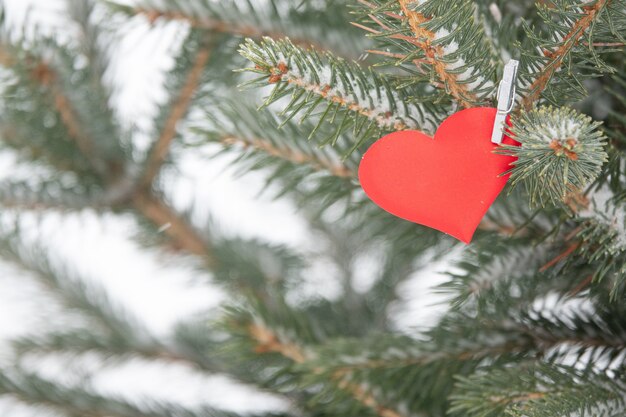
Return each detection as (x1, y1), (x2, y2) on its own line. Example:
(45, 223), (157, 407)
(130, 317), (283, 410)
(521, 0), (610, 110)
(568, 274), (594, 296)
(391, 0), (477, 107)
(32, 63), (101, 173)
(333, 370), (405, 417)
(363, 48), (439, 84)
(365, 48), (423, 63)
(585, 41), (626, 47)
(247, 323), (406, 417)
(140, 47), (211, 189)
(247, 319), (621, 417)
(353, 14), (442, 84)
(355, 0), (477, 106)
(477, 220), (519, 236)
(0, 46), (216, 263)
(0, 45), (105, 174)
(489, 391), (546, 407)
(136, 8), (326, 51)
(329, 341), (533, 373)
(266, 63), (419, 132)
(288, 77), (407, 130)
(220, 136), (356, 178)
(0, 197), (88, 212)
(396, 0), (468, 103)
(539, 242), (580, 272)
(50, 83), (103, 172)
(248, 323), (308, 363)
(132, 192), (215, 264)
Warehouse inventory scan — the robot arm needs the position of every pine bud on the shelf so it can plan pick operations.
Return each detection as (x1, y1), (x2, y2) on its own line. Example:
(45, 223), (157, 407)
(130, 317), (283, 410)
(500, 106), (608, 208)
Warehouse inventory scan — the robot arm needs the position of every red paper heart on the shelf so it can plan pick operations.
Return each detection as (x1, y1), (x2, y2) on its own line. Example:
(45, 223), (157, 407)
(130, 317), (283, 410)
(358, 107), (517, 244)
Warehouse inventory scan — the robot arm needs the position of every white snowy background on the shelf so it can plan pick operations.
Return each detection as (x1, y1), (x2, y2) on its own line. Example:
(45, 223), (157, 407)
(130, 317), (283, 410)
(0, 1), (450, 415)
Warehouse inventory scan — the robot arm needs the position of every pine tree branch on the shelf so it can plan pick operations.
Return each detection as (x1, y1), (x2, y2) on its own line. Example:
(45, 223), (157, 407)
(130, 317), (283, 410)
(22, 65), (102, 173)
(0, 44), (106, 175)
(49, 76), (102, 171)
(500, 107), (607, 207)
(267, 62), (413, 131)
(315, 316), (625, 414)
(521, 0), (610, 110)
(0, 180), (97, 211)
(572, 189), (626, 298)
(134, 8), (326, 51)
(587, 41), (626, 47)
(140, 46), (212, 190)
(539, 242), (580, 272)
(0, 370), (237, 417)
(568, 274), (594, 296)
(333, 371), (405, 417)
(220, 136), (356, 178)
(248, 322), (307, 363)
(247, 323), (406, 417)
(450, 363), (626, 417)
(357, 0), (481, 107)
(239, 37), (443, 154)
(395, 0), (477, 108)
(132, 192), (215, 263)
(11, 329), (217, 373)
(324, 341), (532, 373)
(105, 0), (369, 58)
(1, 46), (218, 264)
(1, 41), (221, 267)
(350, 20), (432, 80)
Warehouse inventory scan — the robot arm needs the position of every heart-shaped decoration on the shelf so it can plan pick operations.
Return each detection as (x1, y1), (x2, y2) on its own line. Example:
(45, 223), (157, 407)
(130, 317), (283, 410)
(359, 107), (518, 244)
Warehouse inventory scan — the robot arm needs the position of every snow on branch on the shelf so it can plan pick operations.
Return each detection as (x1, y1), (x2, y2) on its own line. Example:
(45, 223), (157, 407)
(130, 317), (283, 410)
(239, 37), (444, 154)
(520, 0), (611, 110)
(499, 107), (608, 208)
(355, 0), (497, 107)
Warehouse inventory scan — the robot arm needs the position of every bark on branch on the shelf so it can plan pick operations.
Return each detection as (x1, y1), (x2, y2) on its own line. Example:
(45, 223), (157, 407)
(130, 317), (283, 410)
(132, 192), (215, 264)
(220, 135), (356, 178)
(521, 0), (610, 110)
(248, 323), (407, 417)
(140, 47), (212, 189)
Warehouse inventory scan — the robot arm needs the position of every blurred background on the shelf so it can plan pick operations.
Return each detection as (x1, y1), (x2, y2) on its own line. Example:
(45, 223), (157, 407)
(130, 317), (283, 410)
(0, 1), (449, 414)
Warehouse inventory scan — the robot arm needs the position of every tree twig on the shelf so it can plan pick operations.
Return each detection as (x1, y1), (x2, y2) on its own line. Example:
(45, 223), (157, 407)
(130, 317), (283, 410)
(220, 136), (356, 178)
(132, 192), (215, 264)
(539, 242), (580, 272)
(248, 323), (407, 417)
(264, 62), (415, 132)
(362, 0), (478, 107)
(50, 81), (104, 172)
(0, 44), (216, 264)
(0, 44), (107, 174)
(140, 46), (212, 189)
(521, 0), (610, 110)
(135, 8), (327, 51)
(586, 41), (625, 47)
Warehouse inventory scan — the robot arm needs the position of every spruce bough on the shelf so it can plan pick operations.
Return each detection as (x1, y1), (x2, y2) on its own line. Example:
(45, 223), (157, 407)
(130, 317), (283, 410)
(0, 0), (625, 416)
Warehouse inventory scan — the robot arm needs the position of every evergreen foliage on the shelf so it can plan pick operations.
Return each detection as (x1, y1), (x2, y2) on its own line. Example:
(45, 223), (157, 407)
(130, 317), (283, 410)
(501, 106), (608, 207)
(0, 0), (625, 416)
(238, 37), (446, 154)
